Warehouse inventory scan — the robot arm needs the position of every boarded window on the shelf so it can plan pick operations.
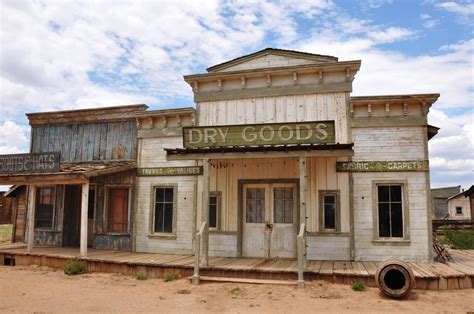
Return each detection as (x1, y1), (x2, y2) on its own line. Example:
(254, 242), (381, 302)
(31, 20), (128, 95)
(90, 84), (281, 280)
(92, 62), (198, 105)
(209, 194), (219, 229)
(273, 187), (294, 223)
(456, 207), (462, 215)
(35, 187), (55, 229)
(378, 185), (403, 238)
(246, 188), (265, 223)
(323, 194), (336, 230)
(107, 188), (129, 233)
(154, 187), (174, 233)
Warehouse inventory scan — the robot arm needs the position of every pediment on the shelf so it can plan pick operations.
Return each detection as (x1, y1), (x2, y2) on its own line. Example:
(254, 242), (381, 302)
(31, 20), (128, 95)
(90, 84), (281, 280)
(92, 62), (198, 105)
(207, 48), (338, 73)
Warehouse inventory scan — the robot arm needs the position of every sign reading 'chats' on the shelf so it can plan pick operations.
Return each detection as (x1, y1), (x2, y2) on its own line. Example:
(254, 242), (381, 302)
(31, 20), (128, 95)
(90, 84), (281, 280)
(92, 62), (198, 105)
(183, 121), (335, 148)
(0, 152), (60, 174)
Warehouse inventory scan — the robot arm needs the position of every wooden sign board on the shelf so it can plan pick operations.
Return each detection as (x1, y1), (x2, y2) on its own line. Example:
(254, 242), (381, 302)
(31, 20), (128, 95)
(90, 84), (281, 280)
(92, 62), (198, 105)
(137, 166), (203, 176)
(336, 160), (429, 172)
(183, 121), (335, 148)
(0, 152), (60, 174)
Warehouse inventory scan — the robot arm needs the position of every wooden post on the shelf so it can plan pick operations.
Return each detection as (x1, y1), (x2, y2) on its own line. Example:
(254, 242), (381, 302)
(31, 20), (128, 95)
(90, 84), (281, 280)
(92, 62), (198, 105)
(298, 155), (307, 288)
(80, 182), (89, 258)
(26, 185), (36, 252)
(200, 159), (210, 266)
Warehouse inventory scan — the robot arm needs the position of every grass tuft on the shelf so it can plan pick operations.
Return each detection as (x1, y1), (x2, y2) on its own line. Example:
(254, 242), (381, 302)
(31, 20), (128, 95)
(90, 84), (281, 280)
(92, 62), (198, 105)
(64, 259), (87, 276)
(164, 271), (180, 282)
(136, 274), (147, 281)
(443, 229), (474, 250)
(351, 281), (365, 291)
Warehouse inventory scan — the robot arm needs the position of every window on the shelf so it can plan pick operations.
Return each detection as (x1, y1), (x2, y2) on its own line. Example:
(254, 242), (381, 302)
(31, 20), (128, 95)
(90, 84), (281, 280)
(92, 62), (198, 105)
(377, 185), (403, 238)
(88, 188), (96, 220)
(246, 188), (265, 223)
(456, 207), (463, 215)
(153, 186), (175, 233)
(35, 186), (55, 229)
(273, 187), (294, 223)
(209, 192), (221, 229)
(107, 187), (129, 233)
(318, 190), (340, 232)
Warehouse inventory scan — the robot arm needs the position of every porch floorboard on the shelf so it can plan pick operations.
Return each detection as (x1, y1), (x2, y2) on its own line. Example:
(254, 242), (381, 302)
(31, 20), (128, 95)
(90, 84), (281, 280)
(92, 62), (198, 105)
(1, 245), (473, 290)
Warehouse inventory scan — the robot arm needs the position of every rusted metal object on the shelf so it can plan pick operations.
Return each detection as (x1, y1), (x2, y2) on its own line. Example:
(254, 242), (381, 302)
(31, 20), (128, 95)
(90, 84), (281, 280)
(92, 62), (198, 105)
(375, 260), (415, 298)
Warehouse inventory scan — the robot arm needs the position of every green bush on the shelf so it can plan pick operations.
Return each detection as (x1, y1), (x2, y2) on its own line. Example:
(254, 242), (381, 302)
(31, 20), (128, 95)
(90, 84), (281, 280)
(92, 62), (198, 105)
(136, 274), (147, 281)
(444, 229), (474, 250)
(164, 271), (180, 282)
(64, 259), (87, 276)
(351, 281), (365, 291)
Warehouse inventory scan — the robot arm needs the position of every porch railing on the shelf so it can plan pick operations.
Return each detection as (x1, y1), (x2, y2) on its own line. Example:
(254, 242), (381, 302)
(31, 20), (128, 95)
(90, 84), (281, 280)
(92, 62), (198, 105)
(297, 222), (306, 288)
(192, 221), (206, 285)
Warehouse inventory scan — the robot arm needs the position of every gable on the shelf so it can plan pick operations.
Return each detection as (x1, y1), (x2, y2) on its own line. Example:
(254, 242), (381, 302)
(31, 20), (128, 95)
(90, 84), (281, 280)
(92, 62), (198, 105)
(207, 48), (338, 73)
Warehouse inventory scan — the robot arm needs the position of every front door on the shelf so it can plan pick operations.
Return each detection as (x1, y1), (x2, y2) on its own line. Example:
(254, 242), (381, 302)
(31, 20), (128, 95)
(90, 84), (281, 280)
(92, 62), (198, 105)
(242, 183), (297, 258)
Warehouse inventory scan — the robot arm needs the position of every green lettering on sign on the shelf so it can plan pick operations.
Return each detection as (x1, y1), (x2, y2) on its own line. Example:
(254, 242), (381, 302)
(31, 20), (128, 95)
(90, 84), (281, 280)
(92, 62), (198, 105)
(183, 121), (335, 148)
(137, 166), (203, 176)
(336, 160), (429, 172)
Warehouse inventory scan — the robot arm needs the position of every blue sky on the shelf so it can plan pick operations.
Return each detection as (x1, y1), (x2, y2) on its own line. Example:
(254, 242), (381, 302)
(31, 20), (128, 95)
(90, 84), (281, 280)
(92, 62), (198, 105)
(0, 0), (473, 190)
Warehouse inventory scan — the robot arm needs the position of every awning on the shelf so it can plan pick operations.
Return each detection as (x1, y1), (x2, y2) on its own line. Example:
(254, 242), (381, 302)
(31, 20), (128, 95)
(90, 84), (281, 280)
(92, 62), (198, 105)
(0, 161), (136, 185)
(166, 143), (354, 160)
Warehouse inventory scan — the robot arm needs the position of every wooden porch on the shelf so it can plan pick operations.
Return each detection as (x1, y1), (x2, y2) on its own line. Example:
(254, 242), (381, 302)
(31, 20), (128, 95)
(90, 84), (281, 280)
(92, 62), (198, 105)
(1, 245), (473, 290)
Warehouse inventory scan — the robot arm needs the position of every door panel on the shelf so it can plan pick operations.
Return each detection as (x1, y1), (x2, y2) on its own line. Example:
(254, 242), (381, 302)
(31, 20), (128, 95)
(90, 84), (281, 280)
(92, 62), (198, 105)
(242, 185), (268, 258)
(242, 183), (297, 258)
(270, 184), (297, 258)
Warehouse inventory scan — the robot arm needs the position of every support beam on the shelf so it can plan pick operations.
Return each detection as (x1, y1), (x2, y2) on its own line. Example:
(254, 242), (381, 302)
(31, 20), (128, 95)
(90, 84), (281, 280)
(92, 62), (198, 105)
(26, 185), (36, 252)
(80, 181), (89, 258)
(200, 159), (210, 266)
(298, 155), (307, 288)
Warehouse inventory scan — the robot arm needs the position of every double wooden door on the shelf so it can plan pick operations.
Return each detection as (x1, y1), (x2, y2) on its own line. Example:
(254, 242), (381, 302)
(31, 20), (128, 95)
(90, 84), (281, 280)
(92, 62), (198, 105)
(242, 183), (297, 258)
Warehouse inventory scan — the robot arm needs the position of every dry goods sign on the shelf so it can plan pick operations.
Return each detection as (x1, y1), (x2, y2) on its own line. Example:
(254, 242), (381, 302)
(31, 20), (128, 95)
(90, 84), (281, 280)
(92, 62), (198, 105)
(183, 121), (335, 148)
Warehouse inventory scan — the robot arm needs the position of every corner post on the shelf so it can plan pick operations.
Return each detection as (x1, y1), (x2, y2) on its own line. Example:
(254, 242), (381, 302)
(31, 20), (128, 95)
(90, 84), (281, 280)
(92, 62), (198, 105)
(200, 159), (210, 266)
(27, 185), (36, 252)
(298, 154), (307, 288)
(80, 181), (89, 258)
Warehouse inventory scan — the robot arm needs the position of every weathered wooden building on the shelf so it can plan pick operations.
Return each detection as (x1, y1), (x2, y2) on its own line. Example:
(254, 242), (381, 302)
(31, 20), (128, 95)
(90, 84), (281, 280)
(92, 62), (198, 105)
(1, 49), (440, 267)
(431, 185), (461, 219)
(447, 188), (472, 220)
(0, 105), (147, 254)
(134, 48), (439, 263)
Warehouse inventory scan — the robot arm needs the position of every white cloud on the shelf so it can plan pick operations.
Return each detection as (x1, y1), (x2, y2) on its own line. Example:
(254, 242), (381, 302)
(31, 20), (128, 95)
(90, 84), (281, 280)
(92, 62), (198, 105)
(436, 1), (474, 15)
(420, 13), (440, 29)
(0, 121), (29, 154)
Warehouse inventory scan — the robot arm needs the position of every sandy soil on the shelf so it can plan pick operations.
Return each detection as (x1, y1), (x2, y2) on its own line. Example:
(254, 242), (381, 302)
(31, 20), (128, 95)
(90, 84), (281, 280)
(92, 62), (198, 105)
(0, 265), (473, 313)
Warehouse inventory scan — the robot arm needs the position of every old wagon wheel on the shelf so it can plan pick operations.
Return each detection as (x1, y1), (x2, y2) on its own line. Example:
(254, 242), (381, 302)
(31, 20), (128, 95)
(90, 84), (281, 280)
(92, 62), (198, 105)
(375, 260), (415, 299)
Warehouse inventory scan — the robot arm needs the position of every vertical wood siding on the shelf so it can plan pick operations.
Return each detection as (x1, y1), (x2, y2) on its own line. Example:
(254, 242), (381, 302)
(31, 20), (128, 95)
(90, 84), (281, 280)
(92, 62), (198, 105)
(31, 121), (137, 162)
(197, 92), (349, 144)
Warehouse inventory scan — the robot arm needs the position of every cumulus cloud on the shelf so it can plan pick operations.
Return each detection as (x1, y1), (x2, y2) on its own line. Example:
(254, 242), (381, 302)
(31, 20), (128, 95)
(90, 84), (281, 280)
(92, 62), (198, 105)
(0, 0), (472, 189)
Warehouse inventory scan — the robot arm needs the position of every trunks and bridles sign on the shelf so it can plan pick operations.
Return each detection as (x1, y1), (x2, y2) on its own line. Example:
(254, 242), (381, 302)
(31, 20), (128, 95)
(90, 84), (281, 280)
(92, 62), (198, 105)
(137, 166), (203, 176)
(336, 160), (429, 172)
(0, 152), (60, 174)
(183, 121), (336, 148)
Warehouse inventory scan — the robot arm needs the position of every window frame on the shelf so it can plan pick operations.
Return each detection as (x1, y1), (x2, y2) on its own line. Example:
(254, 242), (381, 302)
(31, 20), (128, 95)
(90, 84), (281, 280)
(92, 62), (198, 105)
(372, 180), (410, 244)
(149, 184), (178, 238)
(209, 191), (222, 231)
(318, 190), (341, 233)
(104, 185), (132, 235)
(455, 206), (463, 215)
(34, 185), (57, 230)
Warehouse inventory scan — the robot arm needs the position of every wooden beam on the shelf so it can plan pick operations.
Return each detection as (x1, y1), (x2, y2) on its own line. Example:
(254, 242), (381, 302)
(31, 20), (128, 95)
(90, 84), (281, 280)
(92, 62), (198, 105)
(26, 185), (36, 253)
(351, 116), (428, 128)
(194, 82), (353, 102)
(80, 182), (89, 257)
(299, 155), (307, 228)
(200, 159), (210, 266)
(166, 149), (354, 161)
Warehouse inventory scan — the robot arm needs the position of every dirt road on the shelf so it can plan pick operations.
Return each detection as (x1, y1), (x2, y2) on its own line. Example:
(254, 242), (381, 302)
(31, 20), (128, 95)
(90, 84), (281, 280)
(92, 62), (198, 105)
(0, 265), (473, 313)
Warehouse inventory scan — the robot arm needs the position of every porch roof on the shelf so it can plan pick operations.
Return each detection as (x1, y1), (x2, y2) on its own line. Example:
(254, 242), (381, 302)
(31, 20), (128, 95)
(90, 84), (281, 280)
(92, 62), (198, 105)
(0, 161), (136, 185)
(165, 143), (354, 160)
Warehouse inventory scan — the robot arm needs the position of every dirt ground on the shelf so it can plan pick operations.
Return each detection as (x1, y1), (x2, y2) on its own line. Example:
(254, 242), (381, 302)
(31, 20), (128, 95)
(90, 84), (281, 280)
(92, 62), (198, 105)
(0, 265), (473, 313)
(0, 225), (12, 244)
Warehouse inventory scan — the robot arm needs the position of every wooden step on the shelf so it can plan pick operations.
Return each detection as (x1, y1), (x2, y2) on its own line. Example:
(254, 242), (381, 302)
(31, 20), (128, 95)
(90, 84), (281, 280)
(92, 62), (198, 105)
(192, 276), (297, 285)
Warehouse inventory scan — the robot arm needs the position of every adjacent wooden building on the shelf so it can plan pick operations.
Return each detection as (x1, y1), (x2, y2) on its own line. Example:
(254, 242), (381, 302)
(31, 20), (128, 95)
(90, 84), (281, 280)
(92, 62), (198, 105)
(0, 48), (440, 266)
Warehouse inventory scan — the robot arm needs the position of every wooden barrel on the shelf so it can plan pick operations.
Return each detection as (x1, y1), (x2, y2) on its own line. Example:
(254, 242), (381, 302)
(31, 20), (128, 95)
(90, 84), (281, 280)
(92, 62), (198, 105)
(375, 260), (415, 298)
